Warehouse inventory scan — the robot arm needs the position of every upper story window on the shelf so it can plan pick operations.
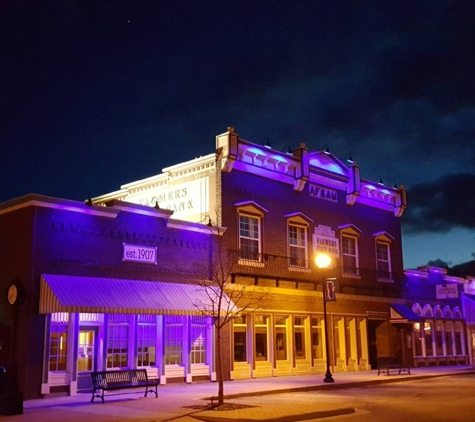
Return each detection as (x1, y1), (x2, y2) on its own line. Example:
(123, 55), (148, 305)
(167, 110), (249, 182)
(285, 212), (312, 269)
(373, 231), (394, 281)
(339, 224), (362, 277)
(235, 201), (267, 264)
(239, 214), (261, 260)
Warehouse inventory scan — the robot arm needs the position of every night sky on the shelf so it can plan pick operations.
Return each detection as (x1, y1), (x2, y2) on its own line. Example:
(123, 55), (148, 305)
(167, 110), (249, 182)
(2, 1), (475, 269)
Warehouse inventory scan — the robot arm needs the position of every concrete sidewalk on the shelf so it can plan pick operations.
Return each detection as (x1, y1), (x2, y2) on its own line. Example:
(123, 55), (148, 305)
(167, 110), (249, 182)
(14, 365), (475, 422)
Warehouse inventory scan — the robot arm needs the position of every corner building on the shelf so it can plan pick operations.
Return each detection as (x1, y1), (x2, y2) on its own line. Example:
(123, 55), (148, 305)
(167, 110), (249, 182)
(94, 127), (408, 379)
(0, 195), (221, 399)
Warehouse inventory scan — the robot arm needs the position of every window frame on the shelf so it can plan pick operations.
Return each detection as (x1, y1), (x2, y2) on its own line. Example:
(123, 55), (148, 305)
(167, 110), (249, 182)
(339, 225), (362, 277)
(235, 201), (267, 264)
(373, 231), (394, 281)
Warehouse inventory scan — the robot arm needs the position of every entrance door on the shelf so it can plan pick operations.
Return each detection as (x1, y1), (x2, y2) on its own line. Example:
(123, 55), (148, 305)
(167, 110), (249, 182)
(77, 328), (97, 392)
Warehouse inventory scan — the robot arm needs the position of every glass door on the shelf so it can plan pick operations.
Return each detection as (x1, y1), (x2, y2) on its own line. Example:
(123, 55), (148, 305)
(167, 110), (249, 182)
(77, 328), (97, 392)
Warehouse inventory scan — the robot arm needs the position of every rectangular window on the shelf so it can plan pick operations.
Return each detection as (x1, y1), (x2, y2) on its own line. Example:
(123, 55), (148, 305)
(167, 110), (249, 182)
(49, 324), (68, 371)
(289, 224), (307, 267)
(376, 242), (391, 279)
(107, 315), (129, 369)
(137, 315), (157, 367)
(233, 316), (247, 362)
(413, 323), (422, 357)
(435, 321), (444, 356)
(255, 315), (268, 361)
(294, 316), (306, 359)
(342, 235), (358, 274)
(424, 322), (433, 356)
(239, 214), (260, 260)
(191, 324), (206, 364)
(165, 316), (183, 365)
(275, 315), (288, 361)
(311, 317), (323, 360)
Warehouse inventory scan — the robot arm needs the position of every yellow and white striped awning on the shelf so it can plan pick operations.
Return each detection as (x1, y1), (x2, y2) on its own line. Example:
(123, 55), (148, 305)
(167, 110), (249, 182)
(40, 274), (237, 316)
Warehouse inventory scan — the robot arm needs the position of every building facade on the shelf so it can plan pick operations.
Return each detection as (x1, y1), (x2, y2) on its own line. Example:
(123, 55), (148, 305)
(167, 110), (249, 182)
(401, 266), (474, 367)
(93, 127), (410, 379)
(0, 195), (224, 400)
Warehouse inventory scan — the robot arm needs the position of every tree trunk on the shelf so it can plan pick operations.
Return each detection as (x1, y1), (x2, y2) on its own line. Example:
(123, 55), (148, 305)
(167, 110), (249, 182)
(216, 323), (224, 405)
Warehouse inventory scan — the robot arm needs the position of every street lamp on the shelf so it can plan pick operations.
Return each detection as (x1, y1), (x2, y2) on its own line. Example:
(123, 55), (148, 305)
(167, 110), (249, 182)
(315, 252), (334, 383)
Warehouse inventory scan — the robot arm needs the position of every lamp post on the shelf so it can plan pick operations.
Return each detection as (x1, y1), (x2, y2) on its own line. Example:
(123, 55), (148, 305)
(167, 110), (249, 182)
(315, 252), (334, 383)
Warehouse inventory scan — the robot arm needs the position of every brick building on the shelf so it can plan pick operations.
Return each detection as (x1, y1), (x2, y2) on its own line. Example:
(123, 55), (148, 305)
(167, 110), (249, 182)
(93, 127), (410, 379)
(0, 195), (223, 399)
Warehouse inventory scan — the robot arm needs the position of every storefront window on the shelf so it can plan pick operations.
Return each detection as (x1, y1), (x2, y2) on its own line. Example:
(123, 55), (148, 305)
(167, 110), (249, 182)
(294, 316), (306, 359)
(233, 316), (247, 362)
(255, 315), (268, 361)
(435, 321), (444, 356)
(49, 324), (68, 371)
(165, 316), (183, 365)
(191, 323), (207, 364)
(137, 314), (157, 367)
(445, 321), (454, 355)
(275, 315), (288, 360)
(424, 322), (433, 356)
(413, 323), (422, 356)
(311, 317), (323, 359)
(107, 314), (130, 369)
(454, 322), (463, 355)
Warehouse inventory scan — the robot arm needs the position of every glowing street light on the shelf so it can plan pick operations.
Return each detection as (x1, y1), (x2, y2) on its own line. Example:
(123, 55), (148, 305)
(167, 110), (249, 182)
(315, 252), (334, 383)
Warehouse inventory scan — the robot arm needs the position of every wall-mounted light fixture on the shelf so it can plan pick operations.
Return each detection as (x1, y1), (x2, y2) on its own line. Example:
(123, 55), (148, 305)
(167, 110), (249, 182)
(320, 144), (331, 154)
(343, 153), (354, 164)
(388, 180), (398, 189)
(376, 176), (384, 185)
(263, 137), (272, 149)
(282, 145), (293, 155)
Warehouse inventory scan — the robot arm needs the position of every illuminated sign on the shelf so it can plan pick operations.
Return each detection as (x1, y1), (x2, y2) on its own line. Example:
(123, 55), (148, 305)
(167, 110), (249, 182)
(309, 183), (338, 203)
(122, 243), (157, 265)
(312, 225), (340, 259)
(125, 178), (209, 221)
(436, 284), (458, 299)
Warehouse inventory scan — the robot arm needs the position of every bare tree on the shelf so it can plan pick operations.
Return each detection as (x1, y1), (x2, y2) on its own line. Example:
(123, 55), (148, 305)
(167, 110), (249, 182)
(193, 219), (270, 406)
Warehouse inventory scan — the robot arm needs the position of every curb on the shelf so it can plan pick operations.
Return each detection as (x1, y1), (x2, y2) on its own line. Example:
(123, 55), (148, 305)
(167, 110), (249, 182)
(207, 369), (475, 401)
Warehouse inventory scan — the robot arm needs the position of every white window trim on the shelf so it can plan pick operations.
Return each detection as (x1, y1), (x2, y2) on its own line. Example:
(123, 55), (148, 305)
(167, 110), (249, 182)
(373, 232), (394, 282)
(339, 225), (362, 279)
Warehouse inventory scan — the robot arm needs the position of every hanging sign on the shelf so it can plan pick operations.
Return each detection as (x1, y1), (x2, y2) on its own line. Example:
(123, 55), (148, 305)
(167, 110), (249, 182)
(325, 278), (337, 302)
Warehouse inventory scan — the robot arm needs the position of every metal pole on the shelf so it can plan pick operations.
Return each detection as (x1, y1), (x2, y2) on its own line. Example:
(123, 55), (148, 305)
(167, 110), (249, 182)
(323, 278), (334, 383)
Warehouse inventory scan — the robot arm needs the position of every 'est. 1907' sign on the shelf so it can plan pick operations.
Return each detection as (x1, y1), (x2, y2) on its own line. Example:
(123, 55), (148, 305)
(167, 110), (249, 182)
(122, 243), (157, 265)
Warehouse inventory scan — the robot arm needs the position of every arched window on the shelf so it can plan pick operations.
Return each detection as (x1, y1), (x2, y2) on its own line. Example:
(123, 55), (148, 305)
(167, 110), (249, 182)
(412, 303), (422, 316)
(453, 307), (462, 319)
(422, 304), (433, 317)
(443, 306), (453, 318)
(434, 305), (443, 318)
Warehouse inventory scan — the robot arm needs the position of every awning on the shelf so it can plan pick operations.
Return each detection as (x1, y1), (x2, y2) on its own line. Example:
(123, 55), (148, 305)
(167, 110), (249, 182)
(40, 274), (237, 316)
(390, 303), (423, 324)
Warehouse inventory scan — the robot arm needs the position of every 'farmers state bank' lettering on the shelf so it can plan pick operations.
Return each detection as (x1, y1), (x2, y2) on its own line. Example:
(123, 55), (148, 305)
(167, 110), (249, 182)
(139, 188), (194, 211)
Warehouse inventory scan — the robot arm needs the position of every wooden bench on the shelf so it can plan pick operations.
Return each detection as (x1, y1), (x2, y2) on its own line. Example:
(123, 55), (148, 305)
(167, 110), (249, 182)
(90, 369), (159, 403)
(377, 356), (411, 376)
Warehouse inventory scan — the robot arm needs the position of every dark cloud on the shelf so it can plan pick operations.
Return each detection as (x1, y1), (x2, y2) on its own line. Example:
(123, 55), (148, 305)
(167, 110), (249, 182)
(403, 173), (475, 233)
